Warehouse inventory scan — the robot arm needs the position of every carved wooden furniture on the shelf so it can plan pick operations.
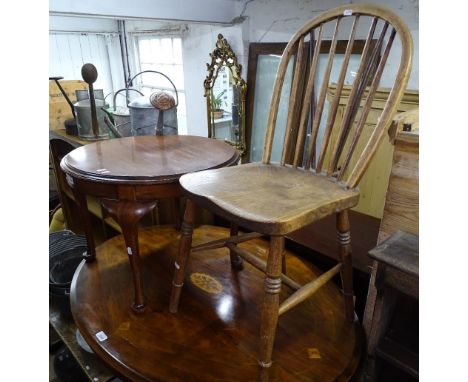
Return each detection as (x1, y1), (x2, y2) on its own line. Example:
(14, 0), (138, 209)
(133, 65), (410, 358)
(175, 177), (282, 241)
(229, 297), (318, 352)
(169, 4), (413, 368)
(70, 225), (362, 381)
(61, 135), (238, 312)
(205, 34), (247, 155)
(362, 120), (419, 380)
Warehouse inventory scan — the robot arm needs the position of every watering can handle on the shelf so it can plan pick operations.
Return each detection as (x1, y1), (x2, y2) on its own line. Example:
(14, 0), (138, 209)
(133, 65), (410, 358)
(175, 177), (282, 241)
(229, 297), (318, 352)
(49, 76), (76, 119)
(113, 88), (144, 111)
(127, 70), (179, 108)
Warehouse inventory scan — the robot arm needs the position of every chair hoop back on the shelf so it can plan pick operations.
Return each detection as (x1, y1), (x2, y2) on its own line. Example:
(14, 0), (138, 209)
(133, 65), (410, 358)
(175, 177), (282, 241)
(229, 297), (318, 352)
(262, 4), (413, 189)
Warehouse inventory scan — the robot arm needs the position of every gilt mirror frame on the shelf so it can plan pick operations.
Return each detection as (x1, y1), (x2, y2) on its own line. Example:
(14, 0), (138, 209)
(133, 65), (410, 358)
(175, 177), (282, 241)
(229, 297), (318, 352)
(204, 34), (247, 155)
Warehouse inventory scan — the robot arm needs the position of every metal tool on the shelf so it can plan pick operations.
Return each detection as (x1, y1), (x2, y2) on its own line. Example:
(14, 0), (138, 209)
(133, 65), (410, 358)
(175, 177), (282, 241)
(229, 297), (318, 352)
(81, 63), (99, 139)
(49, 76), (78, 135)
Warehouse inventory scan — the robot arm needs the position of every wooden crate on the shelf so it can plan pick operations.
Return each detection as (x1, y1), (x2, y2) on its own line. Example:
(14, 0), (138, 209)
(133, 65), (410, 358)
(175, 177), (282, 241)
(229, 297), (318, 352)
(49, 80), (88, 130)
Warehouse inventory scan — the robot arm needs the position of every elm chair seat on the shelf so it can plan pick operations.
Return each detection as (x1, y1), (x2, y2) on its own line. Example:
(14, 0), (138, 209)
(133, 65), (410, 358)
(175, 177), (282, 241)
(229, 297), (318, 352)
(180, 163), (360, 235)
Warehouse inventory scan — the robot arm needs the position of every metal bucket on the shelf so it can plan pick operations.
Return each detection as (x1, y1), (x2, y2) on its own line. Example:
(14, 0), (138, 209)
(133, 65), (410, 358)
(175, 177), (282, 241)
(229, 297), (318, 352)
(128, 96), (178, 136)
(112, 107), (132, 137)
(74, 99), (110, 140)
(126, 70), (179, 136)
(112, 88), (144, 137)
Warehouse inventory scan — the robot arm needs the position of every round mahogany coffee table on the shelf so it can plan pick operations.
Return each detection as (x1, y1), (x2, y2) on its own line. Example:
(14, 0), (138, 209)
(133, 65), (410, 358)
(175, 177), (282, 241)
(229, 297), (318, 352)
(61, 135), (239, 312)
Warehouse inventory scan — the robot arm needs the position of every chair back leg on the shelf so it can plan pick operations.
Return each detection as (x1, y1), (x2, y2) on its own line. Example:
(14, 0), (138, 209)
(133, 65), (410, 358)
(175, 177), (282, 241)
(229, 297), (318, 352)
(169, 199), (195, 313)
(337, 210), (355, 321)
(229, 223), (244, 270)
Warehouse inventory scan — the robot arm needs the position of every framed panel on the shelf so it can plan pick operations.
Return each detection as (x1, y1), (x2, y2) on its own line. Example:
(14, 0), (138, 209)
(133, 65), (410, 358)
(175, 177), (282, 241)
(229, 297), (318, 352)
(245, 40), (375, 163)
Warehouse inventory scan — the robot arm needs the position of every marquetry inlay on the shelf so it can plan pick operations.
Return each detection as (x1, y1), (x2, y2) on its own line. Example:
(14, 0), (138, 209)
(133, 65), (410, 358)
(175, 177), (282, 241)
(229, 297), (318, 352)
(190, 272), (223, 295)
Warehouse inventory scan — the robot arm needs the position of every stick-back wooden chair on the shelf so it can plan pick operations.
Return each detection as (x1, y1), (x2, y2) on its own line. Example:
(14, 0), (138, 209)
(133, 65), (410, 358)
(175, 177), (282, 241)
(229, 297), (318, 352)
(169, 4), (413, 368)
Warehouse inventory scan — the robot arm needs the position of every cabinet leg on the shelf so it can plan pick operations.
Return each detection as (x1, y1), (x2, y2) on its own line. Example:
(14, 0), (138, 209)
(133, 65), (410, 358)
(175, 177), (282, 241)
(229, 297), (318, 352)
(101, 199), (156, 313)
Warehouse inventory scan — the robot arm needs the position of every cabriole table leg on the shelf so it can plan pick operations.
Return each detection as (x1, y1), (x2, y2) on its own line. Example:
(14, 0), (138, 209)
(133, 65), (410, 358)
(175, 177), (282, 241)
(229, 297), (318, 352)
(101, 199), (157, 313)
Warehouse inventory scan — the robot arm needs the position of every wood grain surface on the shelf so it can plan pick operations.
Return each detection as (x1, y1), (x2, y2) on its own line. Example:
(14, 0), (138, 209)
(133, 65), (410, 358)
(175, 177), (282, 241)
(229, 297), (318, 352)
(61, 135), (239, 184)
(377, 131), (419, 243)
(181, 163), (360, 235)
(70, 225), (362, 382)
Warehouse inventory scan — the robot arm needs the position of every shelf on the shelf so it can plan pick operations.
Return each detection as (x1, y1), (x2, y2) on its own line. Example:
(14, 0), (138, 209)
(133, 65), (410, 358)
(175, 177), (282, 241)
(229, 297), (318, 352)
(376, 337), (418, 379)
(49, 298), (115, 382)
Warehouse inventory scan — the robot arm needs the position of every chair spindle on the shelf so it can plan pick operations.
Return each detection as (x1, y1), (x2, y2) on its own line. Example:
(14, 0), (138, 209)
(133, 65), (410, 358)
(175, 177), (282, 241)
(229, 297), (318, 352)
(302, 20), (340, 170)
(338, 28), (397, 181)
(314, 15), (360, 174)
(281, 37), (307, 165)
(329, 21), (389, 177)
(324, 17), (378, 176)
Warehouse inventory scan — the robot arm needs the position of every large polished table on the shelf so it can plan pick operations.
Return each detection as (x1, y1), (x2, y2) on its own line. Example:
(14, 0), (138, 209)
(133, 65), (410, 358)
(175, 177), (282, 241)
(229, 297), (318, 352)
(61, 135), (239, 312)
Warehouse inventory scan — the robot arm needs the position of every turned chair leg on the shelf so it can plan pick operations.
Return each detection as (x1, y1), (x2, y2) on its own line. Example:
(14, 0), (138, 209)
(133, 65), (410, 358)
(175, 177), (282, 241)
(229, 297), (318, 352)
(229, 223), (244, 270)
(259, 236), (284, 368)
(169, 199), (195, 313)
(337, 210), (355, 321)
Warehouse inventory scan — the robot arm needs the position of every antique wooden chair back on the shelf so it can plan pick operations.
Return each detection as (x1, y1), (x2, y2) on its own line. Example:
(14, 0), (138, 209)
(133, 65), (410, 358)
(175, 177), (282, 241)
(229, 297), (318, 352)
(263, 4), (413, 189)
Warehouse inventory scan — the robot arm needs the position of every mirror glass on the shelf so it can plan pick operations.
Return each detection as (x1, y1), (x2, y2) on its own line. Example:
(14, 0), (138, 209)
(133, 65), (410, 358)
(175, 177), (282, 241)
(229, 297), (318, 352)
(205, 34), (247, 155)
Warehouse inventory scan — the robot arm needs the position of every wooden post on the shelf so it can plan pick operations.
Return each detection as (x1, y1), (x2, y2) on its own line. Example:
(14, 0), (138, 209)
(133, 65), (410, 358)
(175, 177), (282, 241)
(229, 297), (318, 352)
(259, 236), (284, 367)
(169, 199), (195, 313)
(337, 210), (355, 321)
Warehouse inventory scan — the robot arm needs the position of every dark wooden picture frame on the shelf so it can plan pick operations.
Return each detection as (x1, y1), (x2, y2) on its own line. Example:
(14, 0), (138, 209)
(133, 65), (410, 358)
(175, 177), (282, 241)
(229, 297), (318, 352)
(245, 40), (376, 162)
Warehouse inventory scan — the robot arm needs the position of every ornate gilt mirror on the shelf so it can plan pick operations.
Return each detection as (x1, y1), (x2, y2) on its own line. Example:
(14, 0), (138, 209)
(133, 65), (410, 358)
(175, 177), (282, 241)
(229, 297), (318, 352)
(204, 34), (247, 155)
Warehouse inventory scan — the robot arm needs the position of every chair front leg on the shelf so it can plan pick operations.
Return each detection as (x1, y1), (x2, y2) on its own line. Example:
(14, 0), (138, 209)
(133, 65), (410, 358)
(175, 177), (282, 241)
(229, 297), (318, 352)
(169, 198), (195, 313)
(337, 210), (355, 321)
(259, 235), (284, 368)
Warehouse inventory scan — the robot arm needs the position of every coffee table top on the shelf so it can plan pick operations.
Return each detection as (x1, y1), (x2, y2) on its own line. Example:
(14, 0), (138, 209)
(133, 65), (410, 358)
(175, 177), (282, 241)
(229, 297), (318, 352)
(60, 135), (239, 184)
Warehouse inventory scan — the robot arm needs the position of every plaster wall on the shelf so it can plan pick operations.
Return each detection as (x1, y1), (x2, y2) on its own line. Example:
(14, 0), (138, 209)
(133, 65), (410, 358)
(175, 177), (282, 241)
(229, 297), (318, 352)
(49, 15), (118, 33)
(182, 24), (247, 137)
(49, 0), (239, 24)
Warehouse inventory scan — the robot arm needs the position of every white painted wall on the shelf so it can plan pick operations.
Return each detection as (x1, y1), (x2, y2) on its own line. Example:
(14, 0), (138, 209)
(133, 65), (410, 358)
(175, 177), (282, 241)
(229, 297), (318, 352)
(182, 24), (247, 137)
(49, 0), (239, 24)
(239, 0), (419, 89)
(49, 15), (118, 33)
